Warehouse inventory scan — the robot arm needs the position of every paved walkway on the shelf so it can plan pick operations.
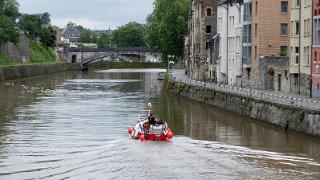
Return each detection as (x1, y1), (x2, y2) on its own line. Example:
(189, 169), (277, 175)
(169, 69), (320, 111)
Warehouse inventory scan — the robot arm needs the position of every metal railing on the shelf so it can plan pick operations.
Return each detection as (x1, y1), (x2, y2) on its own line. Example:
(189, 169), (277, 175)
(169, 72), (320, 111)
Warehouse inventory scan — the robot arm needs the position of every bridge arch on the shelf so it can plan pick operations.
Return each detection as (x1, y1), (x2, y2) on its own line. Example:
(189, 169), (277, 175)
(71, 55), (77, 63)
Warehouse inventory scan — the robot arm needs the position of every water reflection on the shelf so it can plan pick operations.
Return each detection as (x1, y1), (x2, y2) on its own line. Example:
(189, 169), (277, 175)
(0, 69), (319, 179)
(164, 95), (320, 160)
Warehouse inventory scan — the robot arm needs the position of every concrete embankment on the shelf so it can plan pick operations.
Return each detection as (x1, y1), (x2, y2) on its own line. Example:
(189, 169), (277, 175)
(167, 79), (320, 137)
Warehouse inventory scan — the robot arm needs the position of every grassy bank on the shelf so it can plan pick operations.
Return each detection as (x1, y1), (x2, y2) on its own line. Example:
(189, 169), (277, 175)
(29, 43), (56, 63)
(0, 43), (56, 67)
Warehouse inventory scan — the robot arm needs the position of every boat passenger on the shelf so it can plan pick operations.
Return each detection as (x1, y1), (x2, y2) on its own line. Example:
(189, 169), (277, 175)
(148, 114), (156, 125)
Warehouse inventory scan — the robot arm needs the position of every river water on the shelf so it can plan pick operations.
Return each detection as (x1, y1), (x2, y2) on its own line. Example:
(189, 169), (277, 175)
(0, 69), (319, 180)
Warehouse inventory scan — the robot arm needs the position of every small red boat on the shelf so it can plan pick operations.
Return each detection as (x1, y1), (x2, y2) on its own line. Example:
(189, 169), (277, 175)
(128, 117), (174, 141)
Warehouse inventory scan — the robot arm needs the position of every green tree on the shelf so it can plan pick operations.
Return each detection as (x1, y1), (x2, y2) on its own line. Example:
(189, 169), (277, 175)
(0, 15), (19, 45)
(0, 0), (20, 45)
(18, 14), (42, 40)
(0, 0), (19, 20)
(80, 28), (93, 43)
(145, 0), (190, 64)
(40, 27), (56, 47)
(92, 33), (97, 43)
(113, 22), (146, 48)
(97, 33), (110, 48)
(40, 12), (50, 25)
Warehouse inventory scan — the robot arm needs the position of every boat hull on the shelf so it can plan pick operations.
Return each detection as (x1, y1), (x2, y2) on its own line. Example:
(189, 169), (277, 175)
(128, 128), (173, 141)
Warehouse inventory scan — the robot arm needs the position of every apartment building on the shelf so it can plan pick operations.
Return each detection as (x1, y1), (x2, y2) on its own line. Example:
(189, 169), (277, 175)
(290, 0), (312, 96)
(211, 0), (243, 86)
(250, 0), (291, 89)
(188, 0), (217, 81)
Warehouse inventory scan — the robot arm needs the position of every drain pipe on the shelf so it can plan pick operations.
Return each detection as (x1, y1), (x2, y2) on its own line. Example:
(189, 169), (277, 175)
(310, 2), (314, 98)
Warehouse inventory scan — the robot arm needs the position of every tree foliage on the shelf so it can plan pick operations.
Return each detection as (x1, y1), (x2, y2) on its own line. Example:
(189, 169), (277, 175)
(145, 0), (190, 64)
(113, 22), (146, 48)
(0, 0), (19, 20)
(18, 13), (56, 47)
(40, 27), (56, 47)
(40, 12), (50, 25)
(97, 33), (110, 48)
(80, 28), (94, 43)
(0, 0), (19, 45)
(18, 14), (42, 40)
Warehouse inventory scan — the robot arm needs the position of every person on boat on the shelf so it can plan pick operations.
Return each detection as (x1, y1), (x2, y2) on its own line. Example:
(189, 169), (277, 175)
(148, 113), (156, 125)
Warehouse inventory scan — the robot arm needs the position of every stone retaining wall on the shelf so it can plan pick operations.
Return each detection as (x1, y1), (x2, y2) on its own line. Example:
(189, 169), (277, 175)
(0, 62), (164, 82)
(0, 63), (80, 81)
(168, 79), (320, 137)
(89, 62), (164, 69)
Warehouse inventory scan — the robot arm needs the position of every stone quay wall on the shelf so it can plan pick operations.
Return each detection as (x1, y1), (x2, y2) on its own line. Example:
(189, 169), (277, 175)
(0, 62), (164, 82)
(168, 75), (320, 138)
(0, 63), (80, 82)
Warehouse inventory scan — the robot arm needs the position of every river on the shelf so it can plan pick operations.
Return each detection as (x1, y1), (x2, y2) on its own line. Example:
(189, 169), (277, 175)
(0, 69), (319, 180)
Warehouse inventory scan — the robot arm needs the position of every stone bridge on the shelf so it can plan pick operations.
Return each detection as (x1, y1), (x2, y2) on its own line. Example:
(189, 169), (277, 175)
(59, 47), (160, 70)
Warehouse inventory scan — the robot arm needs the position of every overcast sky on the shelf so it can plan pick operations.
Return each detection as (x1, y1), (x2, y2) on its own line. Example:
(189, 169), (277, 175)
(17, 0), (154, 30)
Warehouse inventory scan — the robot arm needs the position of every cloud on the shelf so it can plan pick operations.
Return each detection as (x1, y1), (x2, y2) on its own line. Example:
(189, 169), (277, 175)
(17, 0), (154, 30)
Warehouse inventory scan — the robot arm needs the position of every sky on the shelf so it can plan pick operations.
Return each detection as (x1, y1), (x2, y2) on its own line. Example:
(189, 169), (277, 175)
(17, 0), (154, 30)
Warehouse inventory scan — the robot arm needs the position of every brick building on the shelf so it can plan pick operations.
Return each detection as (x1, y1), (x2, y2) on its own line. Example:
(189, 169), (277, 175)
(312, 0), (320, 98)
(250, 0), (291, 89)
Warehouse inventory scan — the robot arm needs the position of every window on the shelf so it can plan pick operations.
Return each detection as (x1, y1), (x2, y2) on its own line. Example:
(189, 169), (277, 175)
(254, 46), (257, 59)
(295, 21), (300, 35)
(295, 47), (299, 64)
(304, 19), (310, 36)
(280, 46), (287, 56)
(206, 25), (211, 33)
(318, 83), (320, 90)
(316, 65), (320, 74)
(304, 0), (311, 7)
(314, 18), (320, 45)
(281, 23), (288, 36)
(281, 1), (288, 13)
(207, 8), (212, 16)
(295, 0), (300, 8)
(255, 1), (258, 15)
(306, 46), (310, 65)
(243, 25), (252, 43)
(243, 2), (252, 22)
(255, 23), (258, 37)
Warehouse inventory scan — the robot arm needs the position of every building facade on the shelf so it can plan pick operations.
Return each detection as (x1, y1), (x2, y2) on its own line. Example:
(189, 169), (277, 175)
(250, 0), (291, 90)
(188, 0), (217, 81)
(290, 0), (312, 96)
(313, 0), (320, 98)
(52, 26), (62, 47)
(211, 0), (243, 86)
(242, 0), (252, 87)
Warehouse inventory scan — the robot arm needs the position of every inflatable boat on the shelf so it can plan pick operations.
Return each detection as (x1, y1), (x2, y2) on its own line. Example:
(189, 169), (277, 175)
(128, 117), (174, 141)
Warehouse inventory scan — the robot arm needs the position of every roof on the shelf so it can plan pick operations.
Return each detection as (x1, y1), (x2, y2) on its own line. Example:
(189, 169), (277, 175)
(62, 25), (80, 39)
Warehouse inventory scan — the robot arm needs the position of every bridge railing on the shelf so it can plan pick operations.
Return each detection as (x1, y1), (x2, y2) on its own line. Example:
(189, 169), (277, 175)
(66, 47), (149, 53)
